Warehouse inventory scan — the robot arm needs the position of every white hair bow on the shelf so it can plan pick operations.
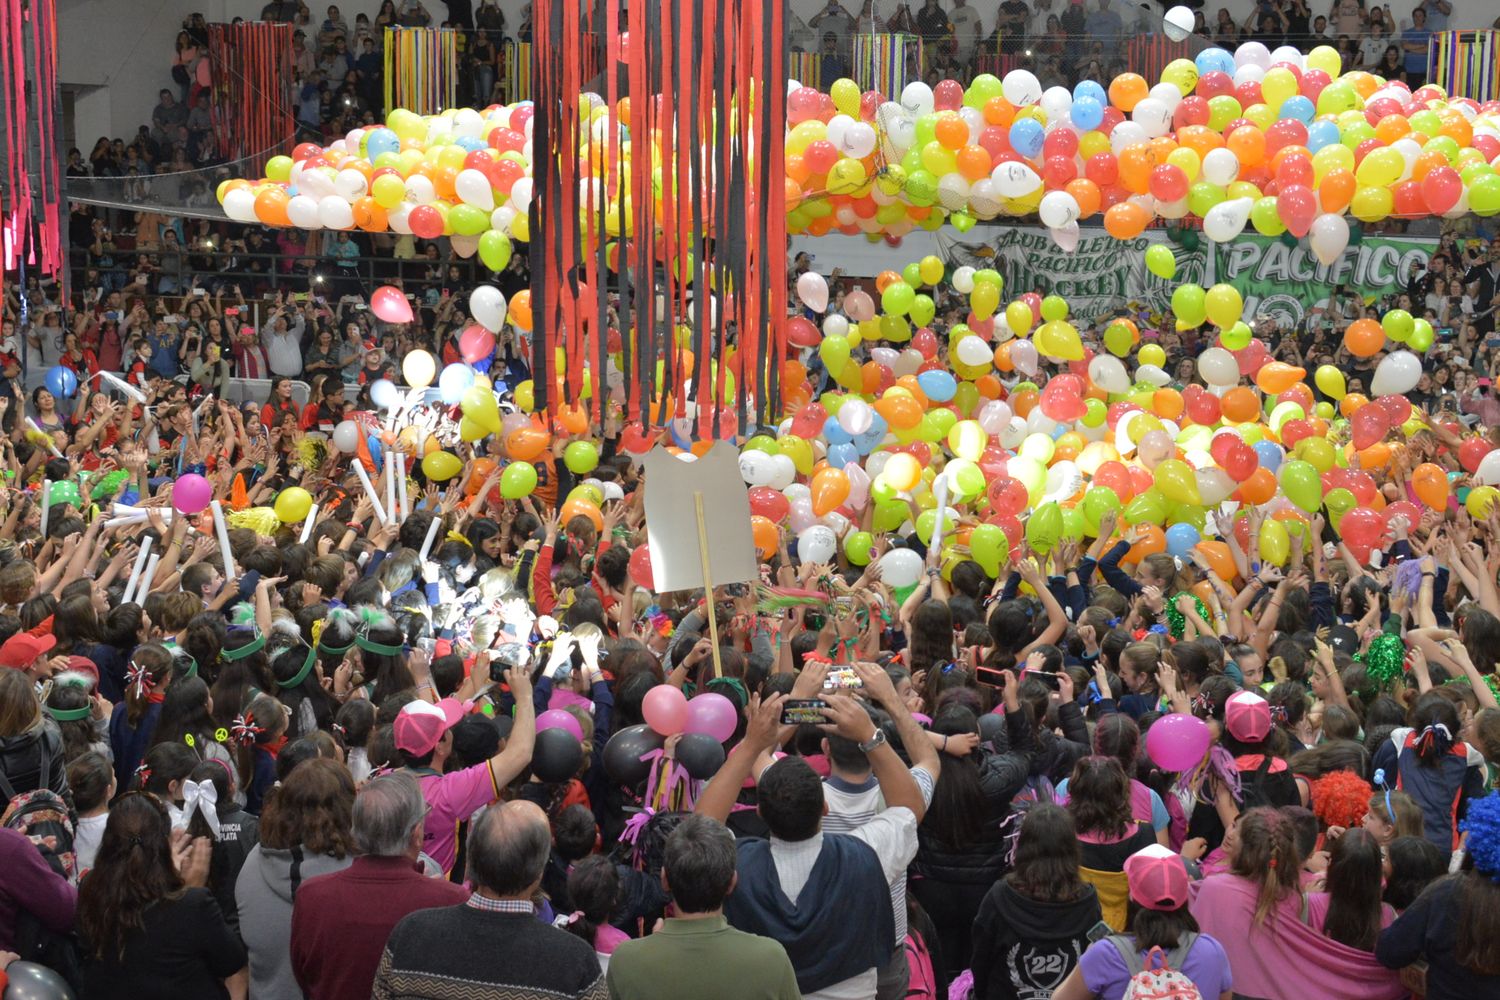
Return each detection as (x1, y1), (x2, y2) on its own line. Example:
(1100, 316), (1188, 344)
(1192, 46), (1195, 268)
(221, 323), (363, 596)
(182, 779), (221, 840)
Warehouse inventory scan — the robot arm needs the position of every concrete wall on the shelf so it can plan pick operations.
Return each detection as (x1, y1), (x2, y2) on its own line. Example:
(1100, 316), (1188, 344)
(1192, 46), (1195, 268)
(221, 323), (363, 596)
(57, 0), (1496, 142)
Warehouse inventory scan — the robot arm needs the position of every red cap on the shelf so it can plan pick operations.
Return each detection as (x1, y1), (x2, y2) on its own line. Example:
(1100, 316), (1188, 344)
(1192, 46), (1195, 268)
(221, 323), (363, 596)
(393, 698), (466, 756)
(0, 632), (57, 670)
(1124, 844), (1191, 911)
(1226, 690), (1271, 742)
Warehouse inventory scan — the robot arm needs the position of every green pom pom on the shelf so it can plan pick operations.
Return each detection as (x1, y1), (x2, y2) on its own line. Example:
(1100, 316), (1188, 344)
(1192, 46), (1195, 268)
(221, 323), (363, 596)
(1165, 593), (1208, 640)
(1357, 633), (1406, 692)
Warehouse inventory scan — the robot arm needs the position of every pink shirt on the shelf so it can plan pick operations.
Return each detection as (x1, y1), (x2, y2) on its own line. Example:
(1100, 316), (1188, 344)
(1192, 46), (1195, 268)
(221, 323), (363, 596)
(413, 760), (502, 874)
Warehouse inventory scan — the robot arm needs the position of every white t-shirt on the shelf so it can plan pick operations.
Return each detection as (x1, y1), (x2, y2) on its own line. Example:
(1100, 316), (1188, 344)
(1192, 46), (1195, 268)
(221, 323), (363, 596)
(823, 767), (936, 946)
(75, 812), (108, 873)
(771, 806), (921, 1000)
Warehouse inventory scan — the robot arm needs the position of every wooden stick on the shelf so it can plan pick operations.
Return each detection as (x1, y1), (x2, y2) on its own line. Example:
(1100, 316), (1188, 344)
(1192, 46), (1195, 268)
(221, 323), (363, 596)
(694, 492), (723, 679)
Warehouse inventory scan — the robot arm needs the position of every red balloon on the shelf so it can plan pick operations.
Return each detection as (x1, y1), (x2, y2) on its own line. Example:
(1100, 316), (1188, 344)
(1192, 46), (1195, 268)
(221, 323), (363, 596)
(1376, 394), (1412, 425)
(1421, 167), (1462, 214)
(1234, 81), (1263, 107)
(747, 486), (790, 523)
(1094, 461), (1135, 502)
(1148, 164), (1189, 202)
(1186, 391), (1221, 426)
(934, 79), (964, 110)
(1043, 128), (1080, 160)
(1265, 119), (1308, 156)
(458, 323), (496, 364)
(1385, 501), (1423, 535)
(1223, 442), (1258, 482)
(628, 545), (655, 589)
(789, 403), (827, 439)
(1351, 404), (1390, 450)
(1461, 438), (1494, 473)
(1043, 155), (1078, 188)
(913, 327), (938, 358)
(1198, 71), (1233, 98)
(1393, 180), (1428, 219)
(1085, 153), (1119, 186)
(1280, 419), (1314, 448)
(786, 316), (821, 348)
(1277, 184), (1317, 238)
(1275, 156), (1314, 190)
(408, 205), (443, 239)
(1348, 471), (1378, 505)
(988, 477), (1029, 517)
(803, 140), (839, 174)
(1300, 69), (1331, 100)
(1340, 507), (1385, 549)
(1173, 96), (1210, 128)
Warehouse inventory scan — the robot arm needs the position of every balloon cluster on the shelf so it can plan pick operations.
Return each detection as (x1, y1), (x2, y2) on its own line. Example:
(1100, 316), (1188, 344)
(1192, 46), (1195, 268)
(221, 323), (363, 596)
(768, 262), (1498, 583)
(788, 45), (1500, 249)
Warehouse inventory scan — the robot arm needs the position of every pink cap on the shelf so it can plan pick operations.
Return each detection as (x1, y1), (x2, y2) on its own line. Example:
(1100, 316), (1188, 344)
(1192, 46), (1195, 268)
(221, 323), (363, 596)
(393, 698), (466, 756)
(1125, 844), (1191, 911)
(1225, 689), (1271, 743)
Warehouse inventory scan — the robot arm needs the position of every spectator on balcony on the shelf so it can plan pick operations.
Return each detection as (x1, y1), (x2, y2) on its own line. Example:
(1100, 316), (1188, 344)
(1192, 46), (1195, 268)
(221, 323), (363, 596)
(172, 31), (203, 104)
(1243, 3), (1288, 46)
(1059, 0), (1086, 42)
(476, 0), (506, 42)
(1413, 0), (1449, 31)
(916, 0), (951, 43)
(376, 0), (399, 38)
(996, 0), (1029, 56)
(1330, 0), (1363, 39)
(1360, 8), (1391, 65)
(950, 0), (983, 67)
(1401, 5), (1429, 85)
(469, 31), (497, 105)
(1309, 13), (1331, 39)
(261, 0), (298, 21)
(1285, 0), (1310, 43)
(292, 30), (317, 81)
(1084, 0), (1123, 47)
(1335, 33), (1360, 67)
(151, 90), (188, 149)
(852, 0), (883, 33)
(320, 37), (351, 82)
(398, 0), (433, 27)
(261, 304), (306, 379)
(810, 0), (856, 57)
(1211, 7), (1239, 44)
(299, 70), (326, 128)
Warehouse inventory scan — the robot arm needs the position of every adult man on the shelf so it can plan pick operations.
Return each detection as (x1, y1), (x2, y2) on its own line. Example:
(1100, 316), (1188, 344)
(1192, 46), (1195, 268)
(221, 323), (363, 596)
(374, 801), (607, 1000)
(818, 663), (941, 1000)
(915, 0), (951, 42)
(699, 691), (925, 1000)
(809, 0), (855, 51)
(607, 815), (801, 1000)
(1414, 0), (1450, 31)
(151, 90), (188, 147)
(260, 303), (306, 378)
(291, 773), (468, 1000)
(392, 667), (535, 875)
(949, 0), (983, 67)
(1085, 0), (1123, 47)
(997, 0), (1030, 55)
(1401, 6), (1430, 86)
(145, 314), (181, 379)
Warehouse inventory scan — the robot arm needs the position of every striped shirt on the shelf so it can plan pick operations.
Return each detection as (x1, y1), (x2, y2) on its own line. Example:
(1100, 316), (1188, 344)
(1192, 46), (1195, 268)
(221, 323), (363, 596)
(821, 766), (935, 946)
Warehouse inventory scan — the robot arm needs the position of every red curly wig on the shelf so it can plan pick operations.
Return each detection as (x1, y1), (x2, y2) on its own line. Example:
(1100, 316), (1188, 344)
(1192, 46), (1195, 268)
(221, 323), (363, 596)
(1310, 770), (1374, 829)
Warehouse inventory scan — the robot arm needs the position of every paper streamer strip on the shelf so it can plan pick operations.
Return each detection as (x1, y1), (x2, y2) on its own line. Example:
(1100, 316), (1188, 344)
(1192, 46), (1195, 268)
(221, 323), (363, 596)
(530, 0), (787, 437)
(383, 27), (458, 115)
(123, 536), (153, 606)
(503, 41), (532, 103)
(298, 504), (320, 544)
(850, 34), (922, 101)
(210, 500), (235, 582)
(206, 22), (295, 173)
(1, 0), (64, 288)
(1428, 31), (1500, 102)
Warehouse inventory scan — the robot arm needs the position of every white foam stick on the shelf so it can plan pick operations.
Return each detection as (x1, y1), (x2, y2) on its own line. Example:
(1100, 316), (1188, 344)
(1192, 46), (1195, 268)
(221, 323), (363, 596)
(351, 460), (388, 525)
(930, 474), (950, 555)
(298, 503), (320, 544)
(138, 552), (162, 598)
(27, 419), (63, 458)
(104, 514), (150, 530)
(385, 452), (397, 526)
(122, 535), (154, 604)
(395, 451), (408, 522)
(418, 514), (442, 562)
(99, 371), (147, 405)
(210, 500), (235, 581)
(39, 481), (50, 539)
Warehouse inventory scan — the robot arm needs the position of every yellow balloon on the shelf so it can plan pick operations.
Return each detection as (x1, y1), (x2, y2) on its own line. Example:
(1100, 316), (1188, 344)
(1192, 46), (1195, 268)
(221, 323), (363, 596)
(1314, 365), (1346, 401)
(422, 450), (463, 481)
(1138, 344), (1166, 368)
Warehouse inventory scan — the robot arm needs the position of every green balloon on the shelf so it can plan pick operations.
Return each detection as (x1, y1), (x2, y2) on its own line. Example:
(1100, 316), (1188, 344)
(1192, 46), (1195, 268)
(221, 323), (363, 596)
(910, 294), (936, 327)
(969, 523), (1006, 576)
(1040, 295), (1068, 322)
(844, 531), (875, 566)
(500, 461), (538, 499)
(563, 440), (599, 475)
(478, 230), (513, 272)
(874, 498), (909, 533)
(881, 281), (916, 317)
(1025, 501), (1064, 556)
(1220, 322), (1253, 351)
(902, 263), (923, 287)
(1279, 459), (1322, 513)
(1082, 486), (1122, 535)
(1145, 244), (1177, 280)
(1122, 489), (1167, 526)
(1171, 284), (1207, 327)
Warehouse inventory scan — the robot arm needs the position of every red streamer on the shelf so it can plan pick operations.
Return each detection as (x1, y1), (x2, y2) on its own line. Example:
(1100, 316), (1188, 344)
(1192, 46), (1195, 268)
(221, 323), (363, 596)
(208, 22), (295, 174)
(2, 0), (63, 286)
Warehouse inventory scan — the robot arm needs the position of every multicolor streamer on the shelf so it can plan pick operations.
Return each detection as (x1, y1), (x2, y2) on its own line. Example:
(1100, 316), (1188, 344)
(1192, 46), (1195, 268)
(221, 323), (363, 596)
(851, 33), (922, 102)
(1428, 31), (1500, 103)
(207, 22), (295, 172)
(1, 0), (63, 287)
(383, 27), (458, 116)
(530, 0), (787, 435)
(502, 41), (532, 104)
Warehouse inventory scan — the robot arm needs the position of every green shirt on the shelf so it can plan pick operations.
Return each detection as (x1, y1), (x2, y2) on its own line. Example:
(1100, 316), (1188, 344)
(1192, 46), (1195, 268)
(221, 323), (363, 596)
(606, 915), (802, 1000)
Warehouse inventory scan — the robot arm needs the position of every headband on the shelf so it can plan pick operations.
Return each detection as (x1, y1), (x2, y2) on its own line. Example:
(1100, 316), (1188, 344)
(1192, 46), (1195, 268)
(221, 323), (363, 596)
(280, 645), (320, 690)
(45, 703), (91, 722)
(356, 633), (404, 656)
(222, 631), (267, 661)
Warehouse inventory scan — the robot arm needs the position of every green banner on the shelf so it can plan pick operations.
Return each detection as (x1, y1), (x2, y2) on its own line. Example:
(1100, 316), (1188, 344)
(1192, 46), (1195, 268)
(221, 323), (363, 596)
(1212, 233), (1438, 329)
(955, 227), (1210, 324)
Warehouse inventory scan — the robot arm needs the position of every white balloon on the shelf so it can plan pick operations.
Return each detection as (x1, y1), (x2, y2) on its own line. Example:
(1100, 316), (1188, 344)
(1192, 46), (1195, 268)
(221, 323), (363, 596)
(1038, 191), (1080, 229)
(900, 81), (935, 116)
(370, 378), (399, 410)
(1040, 86), (1073, 122)
(1001, 69), (1042, 107)
(967, 178), (1003, 217)
(977, 400), (1013, 434)
(1156, 196), (1190, 220)
(1232, 63), (1266, 86)
(1148, 82), (1183, 111)
(796, 271), (829, 312)
(788, 497), (818, 534)
(388, 202), (413, 235)
(332, 419), (362, 453)
(1131, 98), (1173, 138)
(469, 285), (507, 332)
(454, 168), (496, 211)
(951, 266), (977, 294)
(1235, 40), (1272, 70)
(825, 114), (854, 151)
(1089, 355), (1130, 393)
(1109, 121), (1148, 153)
(1198, 347), (1240, 386)
(767, 454), (797, 490)
(843, 122), (877, 159)
(955, 336), (992, 367)
(1371, 350), (1421, 396)
(1201, 147), (1241, 186)
(893, 349), (924, 377)
(286, 194), (322, 229)
(783, 483), (811, 504)
(222, 188), (258, 223)
(1137, 364), (1172, 387)
(991, 162), (1041, 198)
(738, 450), (774, 486)
(1050, 222), (1081, 253)
(822, 314), (850, 338)
(797, 526), (837, 564)
(1163, 4), (1194, 40)
(334, 168), (367, 202)
(1011, 339), (1039, 376)
(936, 174), (972, 212)
(1196, 468), (1236, 506)
(1044, 461), (1084, 503)
(1269, 45), (1305, 69)
(404, 174), (436, 205)
(1308, 213), (1351, 266)
(510, 177), (534, 213)
(877, 103), (916, 153)
(1203, 197), (1253, 243)
(1477, 449), (1500, 486)
(318, 195), (354, 230)
(878, 548), (924, 588)
(837, 399), (873, 435)
(453, 107), (484, 138)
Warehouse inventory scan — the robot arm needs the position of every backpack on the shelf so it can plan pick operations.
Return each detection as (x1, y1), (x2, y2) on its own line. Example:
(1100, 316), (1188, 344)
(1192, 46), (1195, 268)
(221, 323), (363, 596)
(1, 784), (85, 990)
(904, 929), (937, 1000)
(1107, 932), (1202, 1000)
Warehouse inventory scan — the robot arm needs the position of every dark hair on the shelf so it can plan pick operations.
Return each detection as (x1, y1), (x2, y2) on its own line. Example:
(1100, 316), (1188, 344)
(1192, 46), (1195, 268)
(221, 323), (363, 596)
(1128, 897), (1200, 952)
(553, 803), (597, 862)
(150, 675), (215, 751)
(67, 751), (114, 812)
(136, 741), (199, 799)
(1323, 828), (1387, 949)
(333, 698), (376, 751)
(76, 793), (185, 959)
(1383, 836), (1447, 911)
(756, 757), (825, 841)
(926, 704), (986, 848)
(1456, 855), (1500, 975)
(1067, 756), (1133, 840)
(258, 757), (355, 857)
(562, 854), (619, 946)
(663, 814), (739, 914)
(1409, 693), (1462, 767)
(1006, 804), (1087, 903)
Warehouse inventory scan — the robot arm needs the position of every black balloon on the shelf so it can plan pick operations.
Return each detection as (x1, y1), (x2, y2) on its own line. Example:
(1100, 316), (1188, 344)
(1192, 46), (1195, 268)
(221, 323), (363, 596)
(603, 723), (665, 784)
(675, 733), (726, 780)
(977, 712), (1005, 747)
(3, 962), (75, 1000)
(531, 727), (585, 784)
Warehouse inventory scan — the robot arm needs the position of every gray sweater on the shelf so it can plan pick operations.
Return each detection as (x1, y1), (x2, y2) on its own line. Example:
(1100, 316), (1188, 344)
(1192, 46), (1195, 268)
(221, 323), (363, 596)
(235, 844), (352, 999)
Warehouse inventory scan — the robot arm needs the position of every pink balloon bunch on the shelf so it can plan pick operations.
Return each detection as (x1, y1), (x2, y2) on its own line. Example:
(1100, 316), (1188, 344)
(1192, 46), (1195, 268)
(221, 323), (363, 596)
(643, 685), (688, 736)
(173, 473), (213, 515)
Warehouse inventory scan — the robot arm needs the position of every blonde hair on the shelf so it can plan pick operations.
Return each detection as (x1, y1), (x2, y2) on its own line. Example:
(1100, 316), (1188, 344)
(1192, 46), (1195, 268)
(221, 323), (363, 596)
(1369, 790), (1425, 839)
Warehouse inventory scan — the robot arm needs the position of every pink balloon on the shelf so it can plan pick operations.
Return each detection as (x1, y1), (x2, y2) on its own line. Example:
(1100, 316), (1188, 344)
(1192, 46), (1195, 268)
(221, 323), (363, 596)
(458, 323), (496, 364)
(843, 461), (871, 512)
(371, 285), (414, 324)
(685, 692), (739, 743)
(843, 289), (875, 322)
(173, 473), (213, 515)
(1145, 712), (1212, 771)
(537, 709), (584, 741)
(642, 684), (689, 736)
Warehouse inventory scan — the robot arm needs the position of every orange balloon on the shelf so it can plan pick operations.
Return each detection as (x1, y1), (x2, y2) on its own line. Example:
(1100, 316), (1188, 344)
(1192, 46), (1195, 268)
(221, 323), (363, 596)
(875, 270), (901, 293)
(982, 95), (1016, 126)
(1221, 387), (1262, 423)
(785, 153), (812, 185)
(975, 374), (1003, 399)
(1343, 318), (1385, 357)
(894, 376), (929, 408)
(689, 440), (715, 458)
(1104, 202), (1151, 240)
(352, 197), (388, 231)
(1254, 361), (1306, 395)
(1118, 145), (1153, 194)
(956, 144), (993, 181)
(1065, 178), (1102, 218)
(1195, 540), (1237, 581)
(509, 289), (534, 331)
(1125, 524), (1166, 562)
(561, 497), (604, 534)
(1238, 467), (1277, 505)
(1226, 125), (1266, 168)
(811, 468), (851, 516)
(1412, 462), (1450, 509)
(555, 403), (589, 436)
(1108, 73), (1149, 112)
(750, 515), (779, 557)
(1340, 393), (1369, 418)
(254, 188), (291, 227)
(934, 114), (969, 150)
(505, 426), (551, 461)
(1320, 169), (1357, 213)
(873, 394), (922, 430)
(782, 359), (808, 386)
(1010, 388), (1039, 418)
(1153, 388), (1184, 421)
(993, 341), (1015, 372)
(1359, 443), (1392, 469)
(467, 458), (498, 494)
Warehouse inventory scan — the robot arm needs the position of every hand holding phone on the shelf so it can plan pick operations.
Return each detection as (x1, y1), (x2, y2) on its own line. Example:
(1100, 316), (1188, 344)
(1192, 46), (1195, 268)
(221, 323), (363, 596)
(780, 699), (828, 725)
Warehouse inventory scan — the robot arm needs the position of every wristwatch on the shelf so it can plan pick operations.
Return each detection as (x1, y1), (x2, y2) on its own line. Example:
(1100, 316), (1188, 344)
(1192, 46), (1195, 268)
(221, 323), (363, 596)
(857, 729), (888, 754)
